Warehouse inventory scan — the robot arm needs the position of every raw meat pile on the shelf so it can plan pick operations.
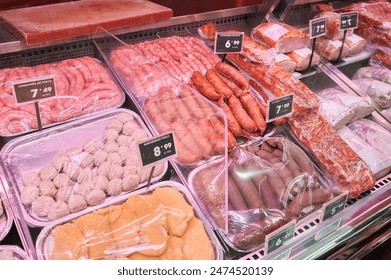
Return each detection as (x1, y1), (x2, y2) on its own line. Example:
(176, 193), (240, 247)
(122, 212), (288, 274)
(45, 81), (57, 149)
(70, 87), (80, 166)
(193, 138), (332, 251)
(371, 50), (391, 69)
(19, 112), (165, 221)
(47, 187), (215, 260)
(0, 56), (123, 136)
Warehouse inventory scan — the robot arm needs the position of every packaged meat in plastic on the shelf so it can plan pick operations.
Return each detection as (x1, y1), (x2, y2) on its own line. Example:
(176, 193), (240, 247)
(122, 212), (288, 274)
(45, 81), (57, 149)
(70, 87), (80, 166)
(318, 96), (355, 130)
(353, 66), (391, 85)
(198, 22), (217, 46)
(353, 78), (391, 108)
(288, 112), (375, 198)
(191, 138), (333, 251)
(314, 12), (354, 40)
(287, 47), (320, 71)
(252, 22), (310, 53)
(228, 54), (319, 114)
(240, 33), (277, 65)
(275, 53), (297, 72)
(0, 187), (12, 242)
(315, 37), (350, 61)
(345, 34), (367, 56)
(0, 246), (29, 260)
(0, 56), (124, 137)
(370, 49), (391, 70)
(37, 183), (220, 260)
(356, 21), (391, 48)
(1, 109), (167, 226)
(317, 88), (374, 122)
(348, 118), (391, 161)
(338, 126), (391, 179)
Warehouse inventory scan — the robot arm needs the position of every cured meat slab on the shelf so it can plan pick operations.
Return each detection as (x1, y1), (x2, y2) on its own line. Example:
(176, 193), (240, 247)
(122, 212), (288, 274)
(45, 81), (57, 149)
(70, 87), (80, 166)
(0, 0), (172, 45)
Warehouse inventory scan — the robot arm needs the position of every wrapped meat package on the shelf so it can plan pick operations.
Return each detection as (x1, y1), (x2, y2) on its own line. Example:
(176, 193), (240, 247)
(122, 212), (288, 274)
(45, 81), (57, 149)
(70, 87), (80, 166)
(338, 126), (391, 179)
(370, 49), (391, 69)
(345, 34), (367, 56)
(190, 137), (333, 252)
(314, 12), (354, 40)
(0, 187), (12, 242)
(0, 246), (29, 260)
(36, 183), (221, 260)
(287, 47), (320, 71)
(251, 22), (310, 53)
(315, 37), (350, 61)
(1, 109), (167, 226)
(318, 96), (355, 130)
(288, 112), (375, 198)
(0, 56), (124, 137)
(353, 78), (391, 108)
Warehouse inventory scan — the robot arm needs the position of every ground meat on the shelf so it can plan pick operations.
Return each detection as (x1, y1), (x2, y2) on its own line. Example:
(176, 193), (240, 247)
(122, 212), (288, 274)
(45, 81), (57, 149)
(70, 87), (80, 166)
(131, 129), (149, 142)
(85, 189), (106, 206)
(76, 152), (94, 169)
(122, 174), (140, 191)
(83, 140), (101, 154)
(20, 186), (40, 205)
(116, 112), (134, 124)
(62, 161), (81, 181)
(32, 196), (55, 217)
(47, 201), (70, 220)
(104, 128), (119, 142)
(122, 121), (140, 136)
(55, 187), (73, 203)
(93, 149), (108, 166)
(74, 181), (93, 197)
(22, 172), (41, 188)
(117, 146), (133, 161)
(77, 168), (93, 184)
(107, 178), (123, 196)
(39, 165), (58, 181)
(67, 194), (88, 213)
(123, 165), (141, 175)
(108, 164), (124, 180)
(39, 180), (57, 198)
(93, 175), (109, 193)
(124, 153), (141, 167)
(53, 173), (72, 189)
(104, 140), (119, 153)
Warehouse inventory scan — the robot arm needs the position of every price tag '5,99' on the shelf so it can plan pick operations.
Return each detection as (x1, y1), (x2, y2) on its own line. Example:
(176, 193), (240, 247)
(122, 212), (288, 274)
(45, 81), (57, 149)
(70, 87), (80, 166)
(214, 32), (244, 54)
(12, 75), (56, 104)
(138, 132), (177, 167)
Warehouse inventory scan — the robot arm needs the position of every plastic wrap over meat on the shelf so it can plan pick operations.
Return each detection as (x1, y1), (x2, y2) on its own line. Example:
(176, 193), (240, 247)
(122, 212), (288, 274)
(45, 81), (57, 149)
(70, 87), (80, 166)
(370, 49), (391, 70)
(315, 37), (350, 61)
(287, 47), (320, 71)
(318, 96), (355, 130)
(348, 118), (391, 161)
(227, 54), (319, 115)
(353, 78), (391, 108)
(345, 34), (367, 56)
(314, 12), (353, 40)
(1, 109), (166, 226)
(251, 22), (310, 53)
(37, 183), (219, 260)
(0, 187), (12, 242)
(0, 56), (124, 137)
(288, 112), (375, 198)
(356, 22), (391, 48)
(354, 66), (391, 85)
(0, 246), (29, 260)
(317, 88), (374, 122)
(192, 138), (332, 251)
(338, 126), (391, 179)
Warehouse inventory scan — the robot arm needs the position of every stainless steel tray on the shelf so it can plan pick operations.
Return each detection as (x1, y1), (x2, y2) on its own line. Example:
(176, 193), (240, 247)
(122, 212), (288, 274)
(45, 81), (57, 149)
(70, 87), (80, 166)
(36, 180), (224, 260)
(1, 108), (168, 227)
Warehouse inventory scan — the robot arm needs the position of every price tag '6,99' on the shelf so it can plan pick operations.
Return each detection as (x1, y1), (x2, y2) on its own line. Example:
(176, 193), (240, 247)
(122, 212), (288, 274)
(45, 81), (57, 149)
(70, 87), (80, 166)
(138, 132), (177, 167)
(12, 75), (56, 104)
(214, 32), (244, 54)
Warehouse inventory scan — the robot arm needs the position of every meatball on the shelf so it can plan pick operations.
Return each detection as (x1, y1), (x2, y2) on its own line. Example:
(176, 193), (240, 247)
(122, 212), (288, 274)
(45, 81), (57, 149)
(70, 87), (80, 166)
(104, 140), (119, 153)
(117, 146), (133, 161)
(122, 121), (140, 136)
(77, 168), (93, 184)
(47, 201), (70, 220)
(39, 180), (57, 198)
(83, 140), (101, 155)
(131, 129), (149, 142)
(97, 162), (111, 178)
(93, 175), (109, 193)
(108, 164), (124, 180)
(123, 165), (141, 175)
(55, 187), (73, 203)
(140, 167), (154, 182)
(53, 173), (72, 189)
(22, 172), (41, 188)
(106, 153), (123, 165)
(106, 119), (123, 132)
(62, 161), (81, 181)
(74, 181), (93, 197)
(117, 135), (134, 146)
(66, 148), (82, 158)
(153, 163), (165, 177)
(93, 149), (108, 166)
(39, 165), (58, 181)
(67, 194), (88, 213)
(75, 152), (94, 169)
(32, 196), (55, 217)
(107, 178), (123, 196)
(124, 153), (141, 167)
(116, 112), (134, 124)
(122, 174), (140, 192)
(85, 189), (106, 206)
(104, 128), (119, 142)
(20, 186), (40, 205)
(51, 153), (70, 172)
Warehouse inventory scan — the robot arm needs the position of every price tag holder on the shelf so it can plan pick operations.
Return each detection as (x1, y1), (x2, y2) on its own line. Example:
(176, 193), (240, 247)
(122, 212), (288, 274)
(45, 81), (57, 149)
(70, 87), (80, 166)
(138, 132), (177, 167)
(320, 192), (348, 222)
(309, 18), (326, 39)
(273, 248), (292, 260)
(265, 220), (296, 255)
(266, 94), (294, 122)
(340, 12), (359, 30)
(12, 75), (56, 104)
(315, 218), (342, 241)
(214, 32), (244, 54)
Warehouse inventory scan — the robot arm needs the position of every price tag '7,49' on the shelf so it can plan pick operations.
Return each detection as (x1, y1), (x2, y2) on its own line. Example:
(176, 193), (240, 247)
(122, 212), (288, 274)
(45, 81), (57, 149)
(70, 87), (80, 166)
(309, 18), (326, 39)
(340, 12), (358, 30)
(12, 75), (56, 104)
(214, 32), (244, 54)
(138, 132), (177, 167)
(266, 94), (294, 122)
(265, 220), (296, 255)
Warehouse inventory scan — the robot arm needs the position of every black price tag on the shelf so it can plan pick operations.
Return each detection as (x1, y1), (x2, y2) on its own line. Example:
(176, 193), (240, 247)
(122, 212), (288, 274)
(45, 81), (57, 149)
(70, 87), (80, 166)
(266, 94), (294, 122)
(340, 12), (358, 30)
(309, 18), (326, 39)
(321, 192), (347, 222)
(12, 76), (56, 104)
(138, 132), (177, 167)
(214, 32), (243, 54)
(265, 220), (296, 255)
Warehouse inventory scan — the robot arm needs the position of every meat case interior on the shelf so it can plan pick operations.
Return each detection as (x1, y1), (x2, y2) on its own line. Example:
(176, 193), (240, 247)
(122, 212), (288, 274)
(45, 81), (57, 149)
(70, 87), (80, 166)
(0, 0), (390, 260)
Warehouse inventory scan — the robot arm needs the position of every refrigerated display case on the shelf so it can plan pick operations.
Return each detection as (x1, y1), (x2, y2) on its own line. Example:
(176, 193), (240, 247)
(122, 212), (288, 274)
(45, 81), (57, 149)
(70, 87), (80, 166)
(0, 0), (390, 260)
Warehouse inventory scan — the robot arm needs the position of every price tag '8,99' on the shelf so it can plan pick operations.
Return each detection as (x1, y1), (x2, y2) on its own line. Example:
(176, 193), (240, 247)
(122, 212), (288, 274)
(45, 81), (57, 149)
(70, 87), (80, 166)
(12, 75), (56, 104)
(138, 132), (177, 167)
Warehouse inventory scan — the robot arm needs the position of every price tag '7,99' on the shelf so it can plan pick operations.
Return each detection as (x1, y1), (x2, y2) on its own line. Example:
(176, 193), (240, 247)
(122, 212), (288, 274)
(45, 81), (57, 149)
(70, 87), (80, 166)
(266, 94), (294, 122)
(214, 32), (244, 54)
(309, 18), (326, 39)
(340, 12), (358, 30)
(12, 75), (56, 104)
(138, 132), (177, 167)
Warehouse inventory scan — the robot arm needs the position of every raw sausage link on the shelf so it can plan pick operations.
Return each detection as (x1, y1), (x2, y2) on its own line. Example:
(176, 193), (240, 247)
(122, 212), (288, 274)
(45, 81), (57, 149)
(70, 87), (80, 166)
(205, 69), (233, 99)
(215, 62), (249, 91)
(228, 95), (257, 133)
(191, 71), (221, 101)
